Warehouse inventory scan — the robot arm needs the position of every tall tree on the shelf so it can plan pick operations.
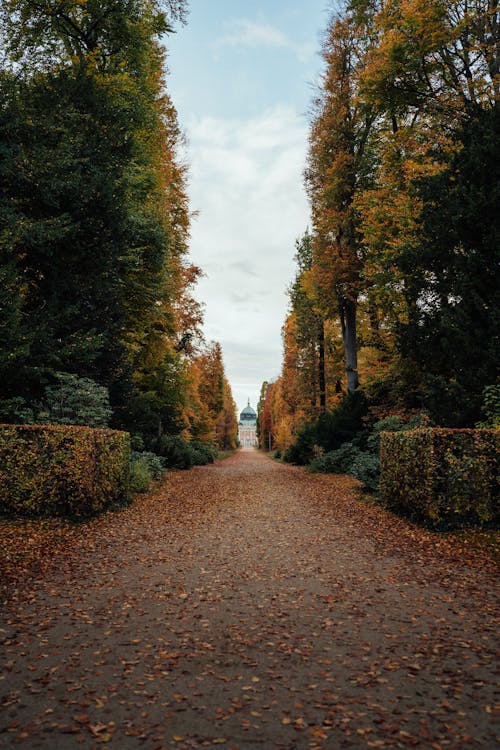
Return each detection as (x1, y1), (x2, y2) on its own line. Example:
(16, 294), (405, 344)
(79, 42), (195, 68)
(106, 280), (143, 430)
(0, 1), (199, 438)
(353, 0), (500, 423)
(305, 8), (376, 394)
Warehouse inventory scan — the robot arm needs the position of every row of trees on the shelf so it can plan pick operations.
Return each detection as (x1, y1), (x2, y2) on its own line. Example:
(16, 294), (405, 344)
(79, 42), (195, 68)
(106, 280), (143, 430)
(0, 1), (238, 451)
(259, 0), (499, 451)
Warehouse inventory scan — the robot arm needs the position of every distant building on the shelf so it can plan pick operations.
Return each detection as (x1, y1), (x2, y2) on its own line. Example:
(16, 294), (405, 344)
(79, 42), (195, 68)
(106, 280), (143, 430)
(238, 400), (257, 447)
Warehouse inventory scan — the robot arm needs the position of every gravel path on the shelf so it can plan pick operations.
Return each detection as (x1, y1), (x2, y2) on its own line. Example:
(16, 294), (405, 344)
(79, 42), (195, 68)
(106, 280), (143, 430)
(1, 448), (498, 749)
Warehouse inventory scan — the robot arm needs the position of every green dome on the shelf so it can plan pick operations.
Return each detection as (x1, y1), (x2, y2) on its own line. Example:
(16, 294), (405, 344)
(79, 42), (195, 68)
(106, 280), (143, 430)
(239, 400), (256, 422)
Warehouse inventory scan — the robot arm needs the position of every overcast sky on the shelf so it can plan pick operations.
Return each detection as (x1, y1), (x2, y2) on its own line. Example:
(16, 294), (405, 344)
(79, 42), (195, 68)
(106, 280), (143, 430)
(165, 1), (333, 415)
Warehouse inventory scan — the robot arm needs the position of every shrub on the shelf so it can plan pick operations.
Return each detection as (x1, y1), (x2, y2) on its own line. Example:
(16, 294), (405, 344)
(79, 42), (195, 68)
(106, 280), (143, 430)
(190, 441), (217, 465)
(130, 434), (145, 451)
(308, 443), (380, 492)
(380, 428), (499, 528)
(0, 397), (35, 424)
(39, 372), (112, 427)
(129, 457), (152, 493)
(151, 435), (216, 469)
(0, 424), (130, 517)
(315, 391), (369, 452)
(349, 452), (380, 492)
(477, 384), (500, 428)
(284, 392), (369, 465)
(366, 413), (429, 453)
(283, 424), (317, 465)
(131, 450), (164, 480)
(152, 435), (194, 469)
(308, 443), (363, 474)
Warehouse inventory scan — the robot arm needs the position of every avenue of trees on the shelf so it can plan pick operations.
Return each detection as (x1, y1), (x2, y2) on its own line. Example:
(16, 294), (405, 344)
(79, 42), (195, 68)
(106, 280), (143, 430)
(0, 1), (238, 452)
(259, 0), (499, 454)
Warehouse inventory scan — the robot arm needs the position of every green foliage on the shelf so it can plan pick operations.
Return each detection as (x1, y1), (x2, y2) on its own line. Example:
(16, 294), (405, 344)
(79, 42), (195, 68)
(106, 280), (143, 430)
(0, 424), (130, 517)
(308, 441), (380, 491)
(0, 1), (194, 445)
(131, 451), (165, 480)
(0, 397), (35, 425)
(309, 443), (363, 474)
(477, 385), (500, 429)
(349, 452), (380, 492)
(282, 424), (317, 465)
(284, 392), (368, 464)
(189, 441), (217, 466)
(316, 392), (369, 451)
(129, 458), (153, 493)
(308, 412), (429, 493)
(39, 372), (112, 428)
(380, 429), (499, 528)
(151, 435), (216, 470)
(152, 435), (193, 469)
(399, 107), (500, 426)
(129, 450), (164, 493)
(366, 413), (428, 453)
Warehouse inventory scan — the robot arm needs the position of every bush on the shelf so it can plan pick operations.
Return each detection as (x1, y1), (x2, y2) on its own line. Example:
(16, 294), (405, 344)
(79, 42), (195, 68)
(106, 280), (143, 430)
(309, 443), (363, 474)
(380, 428), (499, 528)
(349, 452), (380, 492)
(151, 435), (216, 469)
(190, 441), (217, 465)
(366, 413), (429, 453)
(129, 457), (152, 493)
(0, 372), (112, 428)
(39, 372), (112, 427)
(283, 392), (369, 465)
(315, 391), (369, 452)
(0, 424), (130, 517)
(308, 443), (380, 492)
(477, 384), (500, 428)
(152, 435), (194, 469)
(308, 413), (429, 492)
(131, 450), (164, 479)
(283, 424), (317, 465)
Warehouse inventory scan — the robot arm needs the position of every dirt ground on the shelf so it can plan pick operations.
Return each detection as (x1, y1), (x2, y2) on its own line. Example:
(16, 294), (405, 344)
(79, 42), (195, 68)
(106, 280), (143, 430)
(0, 448), (498, 749)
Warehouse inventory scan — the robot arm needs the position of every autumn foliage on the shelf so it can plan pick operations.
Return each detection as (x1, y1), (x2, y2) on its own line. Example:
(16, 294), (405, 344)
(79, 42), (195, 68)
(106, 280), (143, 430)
(0, 1), (238, 458)
(263, 0), (499, 470)
(380, 429), (499, 528)
(0, 424), (130, 517)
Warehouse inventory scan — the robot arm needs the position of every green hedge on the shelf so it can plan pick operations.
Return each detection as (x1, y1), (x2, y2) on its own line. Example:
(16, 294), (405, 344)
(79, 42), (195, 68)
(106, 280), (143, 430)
(380, 428), (499, 528)
(0, 424), (130, 517)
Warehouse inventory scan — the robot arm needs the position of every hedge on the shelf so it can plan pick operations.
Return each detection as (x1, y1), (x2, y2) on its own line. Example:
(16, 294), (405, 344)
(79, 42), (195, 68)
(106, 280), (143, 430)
(380, 428), (499, 528)
(0, 424), (130, 517)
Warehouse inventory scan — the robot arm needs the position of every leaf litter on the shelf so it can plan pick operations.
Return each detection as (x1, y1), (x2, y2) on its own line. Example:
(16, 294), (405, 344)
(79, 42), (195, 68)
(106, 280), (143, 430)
(0, 449), (498, 748)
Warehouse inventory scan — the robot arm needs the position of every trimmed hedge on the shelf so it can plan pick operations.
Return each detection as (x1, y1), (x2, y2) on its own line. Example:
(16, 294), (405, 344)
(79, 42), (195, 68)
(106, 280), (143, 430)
(0, 424), (130, 517)
(380, 428), (499, 528)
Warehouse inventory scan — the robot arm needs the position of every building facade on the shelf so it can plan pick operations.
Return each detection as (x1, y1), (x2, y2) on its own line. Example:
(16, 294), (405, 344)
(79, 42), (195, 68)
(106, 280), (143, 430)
(238, 400), (257, 447)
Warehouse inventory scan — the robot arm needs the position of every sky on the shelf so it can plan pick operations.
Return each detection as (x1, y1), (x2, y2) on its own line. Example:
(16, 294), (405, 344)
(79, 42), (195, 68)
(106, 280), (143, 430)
(164, 1), (334, 416)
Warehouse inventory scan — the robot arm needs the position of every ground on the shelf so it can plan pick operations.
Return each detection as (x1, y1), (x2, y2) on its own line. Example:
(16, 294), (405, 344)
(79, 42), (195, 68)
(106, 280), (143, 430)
(0, 449), (498, 749)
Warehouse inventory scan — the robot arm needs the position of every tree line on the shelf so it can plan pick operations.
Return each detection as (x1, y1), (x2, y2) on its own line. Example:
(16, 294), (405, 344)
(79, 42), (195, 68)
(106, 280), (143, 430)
(0, 1), (238, 451)
(259, 0), (499, 452)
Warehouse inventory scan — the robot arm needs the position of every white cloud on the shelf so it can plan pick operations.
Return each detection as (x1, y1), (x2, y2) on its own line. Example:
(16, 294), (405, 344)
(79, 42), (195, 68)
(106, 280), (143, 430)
(214, 18), (316, 64)
(215, 19), (288, 50)
(183, 105), (311, 413)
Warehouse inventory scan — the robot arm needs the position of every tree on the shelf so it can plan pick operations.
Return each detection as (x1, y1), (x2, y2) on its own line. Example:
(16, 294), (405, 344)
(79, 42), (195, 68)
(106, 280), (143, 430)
(216, 379), (238, 450)
(400, 106), (500, 424)
(289, 232), (326, 415)
(353, 0), (500, 424)
(305, 8), (376, 394)
(0, 1), (199, 439)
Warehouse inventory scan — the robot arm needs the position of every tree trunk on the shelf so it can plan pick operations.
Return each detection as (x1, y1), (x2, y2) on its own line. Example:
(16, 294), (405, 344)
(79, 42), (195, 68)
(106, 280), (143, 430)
(340, 297), (359, 394)
(318, 319), (326, 413)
